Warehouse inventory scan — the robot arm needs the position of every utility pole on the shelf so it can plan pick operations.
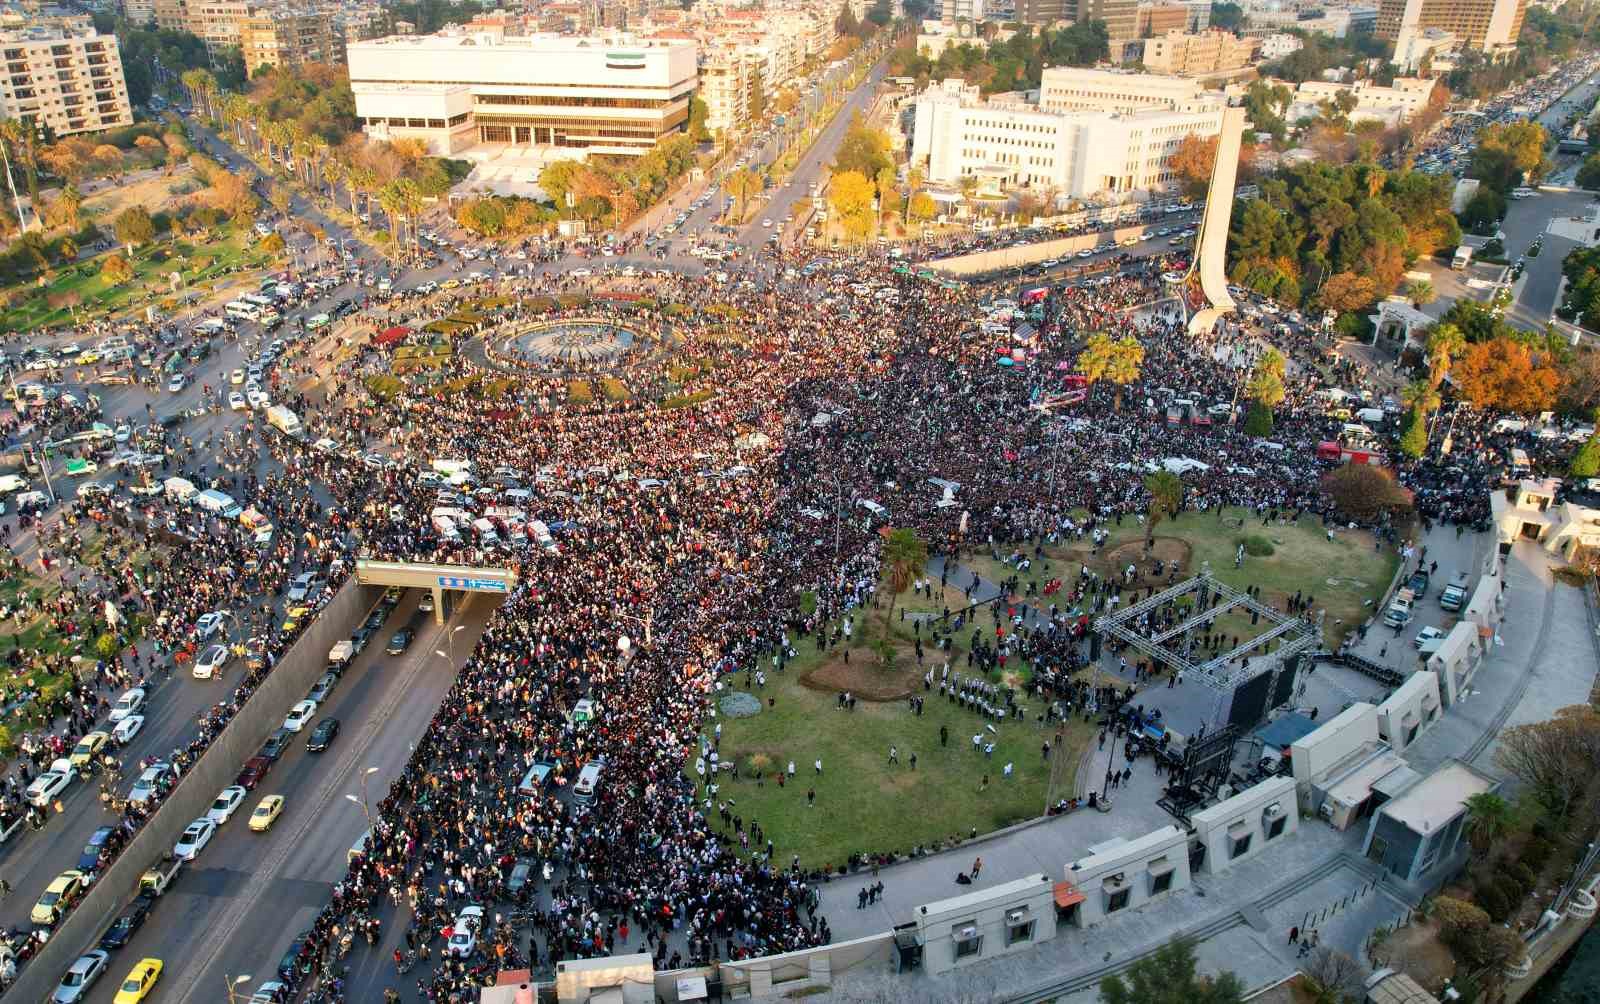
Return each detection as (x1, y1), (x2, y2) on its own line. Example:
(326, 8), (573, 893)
(0, 133), (31, 232)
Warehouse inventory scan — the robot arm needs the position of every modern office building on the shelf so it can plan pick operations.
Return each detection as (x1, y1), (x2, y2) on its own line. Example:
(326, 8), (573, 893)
(1378, 0), (1525, 54)
(909, 77), (1224, 197)
(238, 9), (338, 70)
(347, 32), (698, 157)
(0, 23), (132, 136)
(1039, 65), (1218, 114)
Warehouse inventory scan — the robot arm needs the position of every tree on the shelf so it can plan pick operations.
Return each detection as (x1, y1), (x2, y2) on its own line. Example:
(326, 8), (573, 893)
(268, 182), (292, 218)
(1143, 471), (1183, 551)
(1462, 791), (1517, 858)
(1470, 120), (1551, 191)
(1571, 431), (1600, 478)
(1301, 948), (1368, 1004)
(1243, 401), (1273, 437)
(1245, 348), (1287, 413)
(1405, 278), (1436, 308)
(259, 232), (285, 254)
(1320, 271), (1378, 313)
(881, 528), (929, 628)
(1495, 704), (1600, 823)
(1425, 323), (1465, 387)
(1400, 378), (1441, 418)
(833, 112), (892, 180)
(1169, 134), (1218, 200)
(687, 96), (710, 142)
(114, 205), (155, 246)
(725, 168), (761, 221)
(1451, 337), (1562, 413)
(45, 184), (84, 232)
(908, 191), (937, 227)
(828, 169), (876, 242)
(100, 253), (134, 284)
(1100, 937), (1245, 1004)
(538, 159), (584, 214)
(1320, 465), (1412, 524)
(1076, 333), (1144, 411)
(1579, 152), (1600, 191)
(1460, 186), (1507, 231)
(1399, 409), (1429, 458)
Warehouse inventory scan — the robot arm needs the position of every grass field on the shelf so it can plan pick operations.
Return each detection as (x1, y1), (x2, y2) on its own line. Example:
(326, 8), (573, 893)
(707, 574), (1094, 869)
(960, 507), (1399, 649)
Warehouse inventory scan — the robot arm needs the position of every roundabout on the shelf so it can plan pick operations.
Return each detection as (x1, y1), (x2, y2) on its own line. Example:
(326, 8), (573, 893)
(501, 318), (640, 368)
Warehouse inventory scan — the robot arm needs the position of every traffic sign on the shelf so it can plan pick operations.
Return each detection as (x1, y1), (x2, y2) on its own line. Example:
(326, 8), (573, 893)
(436, 575), (509, 592)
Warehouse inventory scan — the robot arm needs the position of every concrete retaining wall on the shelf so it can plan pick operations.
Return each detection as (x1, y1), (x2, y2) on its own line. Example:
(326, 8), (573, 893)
(924, 224), (1157, 277)
(7, 580), (382, 1004)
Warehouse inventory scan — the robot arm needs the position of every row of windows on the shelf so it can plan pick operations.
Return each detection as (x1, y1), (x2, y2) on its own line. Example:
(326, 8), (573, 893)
(473, 93), (673, 110)
(350, 77), (692, 95)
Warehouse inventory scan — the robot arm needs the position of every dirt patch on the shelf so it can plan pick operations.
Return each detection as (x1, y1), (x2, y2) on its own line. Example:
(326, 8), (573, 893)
(81, 169), (198, 221)
(1094, 537), (1195, 588)
(1379, 920), (1458, 989)
(802, 649), (923, 701)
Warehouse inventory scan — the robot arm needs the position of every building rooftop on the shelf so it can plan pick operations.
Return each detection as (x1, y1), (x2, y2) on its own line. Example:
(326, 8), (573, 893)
(0, 21), (104, 42)
(1379, 759), (1496, 836)
(350, 31), (694, 52)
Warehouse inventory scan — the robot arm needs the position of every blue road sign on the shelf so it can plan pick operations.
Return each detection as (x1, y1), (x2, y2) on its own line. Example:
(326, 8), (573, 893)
(437, 575), (509, 592)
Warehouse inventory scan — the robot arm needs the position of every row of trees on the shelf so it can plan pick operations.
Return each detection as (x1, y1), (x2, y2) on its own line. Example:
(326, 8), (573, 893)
(454, 196), (558, 238)
(537, 135), (700, 228)
(1226, 159), (1460, 312)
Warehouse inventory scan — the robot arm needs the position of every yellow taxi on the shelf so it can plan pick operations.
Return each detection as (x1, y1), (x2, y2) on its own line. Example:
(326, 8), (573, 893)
(249, 794), (285, 832)
(69, 731), (110, 769)
(280, 605), (310, 635)
(113, 958), (162, 1003)
(31, 870), (86, 925)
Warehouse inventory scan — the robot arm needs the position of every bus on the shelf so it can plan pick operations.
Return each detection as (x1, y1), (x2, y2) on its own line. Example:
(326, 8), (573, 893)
(225, 301), (261, 322)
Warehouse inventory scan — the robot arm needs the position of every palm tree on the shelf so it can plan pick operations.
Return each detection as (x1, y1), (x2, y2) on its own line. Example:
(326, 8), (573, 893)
(881, 528), (928, 628)
(1400, 378), (1441, 418)
(1076, 333), (1145, 411)
(1143, 471), (1183, 552)
(1425, 323), (1465, 389)
(903, 166), (923, 223)
(0, 117), (39, 230)
(1462, 792), (1517, 858)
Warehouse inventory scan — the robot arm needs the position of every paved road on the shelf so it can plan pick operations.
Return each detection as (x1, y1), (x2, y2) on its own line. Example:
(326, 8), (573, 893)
(63, 594), (494, 1004)
(1504, 188), (1594, 331)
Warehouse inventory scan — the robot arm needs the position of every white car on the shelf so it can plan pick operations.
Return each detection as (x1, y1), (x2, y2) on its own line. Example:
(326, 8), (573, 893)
(229, 391), (247, 411)
(1414, 625), (1448, 649)
(108, 687), (146, 723)
(247, 388), (270, 409)
(193, 643), (229, 680)
(51, 949), (110, 1003)
(111, 715), (144, 744)
(173, 817), (217, 861)
(230, 368), (245, 385)
(206, 785), (247, 825)
(76, 482), (111, 501)
(26, 767), (75, 807)
(282, 699), (317, 733)
(446, 905), (484, 958)
(570, 268), (592, 278)
(195, 612), (226, 641)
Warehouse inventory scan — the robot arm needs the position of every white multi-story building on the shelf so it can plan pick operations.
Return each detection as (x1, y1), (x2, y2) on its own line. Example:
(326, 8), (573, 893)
(347, 32), (698, 157)
(1288, 76), (1438, 125)
(909, 77), (1224, 197)
(1259, 32), (1304, 59)
(699, 45), (752, 138)
(0, 24), (133, 137)
(1039, 66), (1220, 115)
(123, 0), (155, 25)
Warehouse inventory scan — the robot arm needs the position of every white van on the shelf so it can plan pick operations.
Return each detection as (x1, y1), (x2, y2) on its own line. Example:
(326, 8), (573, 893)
(857, 499), (888, 521)
(225, 301), (261, 322)
(163, 476), (198, 503)
(471, 517), (500, 544)
(573, 762), (603, 804)
(1355, 407), (1385, 425)
(431, 514), (461, 540)
(195, 488), (237, 514)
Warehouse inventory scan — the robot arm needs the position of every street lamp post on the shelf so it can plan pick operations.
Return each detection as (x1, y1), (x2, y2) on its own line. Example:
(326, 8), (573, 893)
(432, 623), (467, 669)
(225, 974), (252, 1003)
(343, 766), (380, 830)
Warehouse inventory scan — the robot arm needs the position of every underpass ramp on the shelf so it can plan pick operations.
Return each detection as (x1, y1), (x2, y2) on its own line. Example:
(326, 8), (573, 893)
(355, 559), (518, 623)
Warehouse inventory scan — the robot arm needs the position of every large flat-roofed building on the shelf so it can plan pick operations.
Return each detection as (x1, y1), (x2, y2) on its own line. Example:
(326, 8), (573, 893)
(909, 77), (1224, 197)
(347, 32), (698, 157)
(1379, 0), (1526, 54)
(1039, 65), (1216, 114)
(1141, 29), (1260, 75)
(0, 24), (133, 136)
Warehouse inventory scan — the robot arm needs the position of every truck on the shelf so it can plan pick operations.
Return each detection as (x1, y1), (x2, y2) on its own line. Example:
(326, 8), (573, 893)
(266, 405), (302, 439)
(1383, 589), (1417, 629)
(1440, 574), (1470, 612)
(1452, 245), (1473, 270)
(140, 854), (184, 896)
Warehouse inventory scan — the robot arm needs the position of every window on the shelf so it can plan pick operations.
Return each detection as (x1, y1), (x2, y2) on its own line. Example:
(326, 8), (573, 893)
(953, 923), (982, 959)
(1231, 832), (1252, 858)
(1106, 887), (1130, 913)
(1005, 908), (1034, 945)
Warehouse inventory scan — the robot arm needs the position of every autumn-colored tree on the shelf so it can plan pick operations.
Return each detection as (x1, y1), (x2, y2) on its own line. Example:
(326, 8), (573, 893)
(114, 206), (155, 246)
(908, 191), (937, 227)
(1319, 271), (1377, 313)
(1451, 337), (1562, 414)
(1168, 133), (1219, 200)
(828, 169), (876, 241)
(100, 253), (134, 284)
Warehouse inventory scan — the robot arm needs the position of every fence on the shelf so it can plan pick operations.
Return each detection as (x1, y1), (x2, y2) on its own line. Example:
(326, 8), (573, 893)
(4, 580), (382, 1004)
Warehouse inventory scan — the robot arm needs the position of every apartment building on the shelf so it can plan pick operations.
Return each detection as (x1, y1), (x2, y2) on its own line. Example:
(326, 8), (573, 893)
(347, 32), (698, 157)
(1259, 32), (1304, 58)
(909, 76), (1224, 196)
(1379, 0), (1525, 55)
(1136, 3), (1191, 36)
(154, 0), (250, 54)
(1289, 75), (1438, 124)
(1141, 29), (1261, 75)
(1016, 0), (1137, 39)
(123, 0), (155, 25)
(0, 24), (132, 136)
(698, 45), (754, 137)
(1039, 65), (1218, 114)
(238, 9), (337, 71)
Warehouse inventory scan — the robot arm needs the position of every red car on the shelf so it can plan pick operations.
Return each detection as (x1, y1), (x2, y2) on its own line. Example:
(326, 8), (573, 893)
(235, 756), (271, 790)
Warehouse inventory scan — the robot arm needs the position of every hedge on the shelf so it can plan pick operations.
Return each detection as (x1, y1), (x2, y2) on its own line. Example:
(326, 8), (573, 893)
(366, 375), (403, 401)
(600, 377), (630, 401)
(662, 389), (716, 410)
(568, 380), (594, 404)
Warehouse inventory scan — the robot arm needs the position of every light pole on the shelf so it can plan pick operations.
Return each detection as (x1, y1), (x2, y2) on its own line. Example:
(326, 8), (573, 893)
(432, 623), (467, 668)
(224, 974), (252, 1003)
(343, 766), (379, 830)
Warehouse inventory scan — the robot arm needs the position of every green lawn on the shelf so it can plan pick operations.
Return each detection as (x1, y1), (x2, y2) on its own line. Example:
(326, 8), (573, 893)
(961, 507), (1399, 649)
(705, 576), (1094, 870)
(1, 229), (278, 330)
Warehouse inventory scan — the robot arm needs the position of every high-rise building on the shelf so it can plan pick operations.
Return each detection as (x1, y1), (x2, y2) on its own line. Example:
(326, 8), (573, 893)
(699, 46), (753, 138)
(0, 24), (133, 136)
(1017, 0), (1137, 41)
(1015, 0), (1070, 25)
(238, 10), (338, 71)
(1378, 0), (1526, 54)
(154, 0), (251, 55)
(347, 32), (698, 157)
